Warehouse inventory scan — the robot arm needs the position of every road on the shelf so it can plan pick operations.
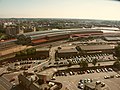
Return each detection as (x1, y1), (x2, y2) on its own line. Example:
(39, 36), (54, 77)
(49, 46), (57, 64)
(0, 76), (12, 90)
(27, 40), (65, 72)
(27, 59), (50, 72)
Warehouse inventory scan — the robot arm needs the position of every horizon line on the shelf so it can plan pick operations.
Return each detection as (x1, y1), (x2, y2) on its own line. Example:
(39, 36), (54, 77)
(0, 17), (120, 21)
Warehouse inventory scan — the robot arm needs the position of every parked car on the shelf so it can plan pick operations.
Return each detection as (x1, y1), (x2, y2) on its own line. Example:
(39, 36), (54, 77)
(9, 78), (15, 82)
(104, 75), (110, 79)
(115, 74), (120, 78)
(78, 83), (84, 89)
(101, 83), (105, 87)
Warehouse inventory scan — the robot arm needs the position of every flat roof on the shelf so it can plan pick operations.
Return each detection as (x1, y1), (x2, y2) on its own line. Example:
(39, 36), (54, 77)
(37, 68), (57, 77)
(58, 48), (78, 53)
(80, 45), (114, 51)
(32, 39), (47, 44)
(21, 28), (103, 37)
(36, 47), (49, 51)
(104, 37), (120, 41)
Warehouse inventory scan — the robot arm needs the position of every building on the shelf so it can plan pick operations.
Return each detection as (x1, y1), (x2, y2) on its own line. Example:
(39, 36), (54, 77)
(55, 48), (78, 58)
(18, 68), (62, 90)
(5, 25), (20, 35)
(16, 29), (104, 45)
(36, 68), (58, 82)
(36, 48), (50, 59)
(79, 45), (115, 54)
(104, 36), (120, 41)
(0, 39), (16, 50)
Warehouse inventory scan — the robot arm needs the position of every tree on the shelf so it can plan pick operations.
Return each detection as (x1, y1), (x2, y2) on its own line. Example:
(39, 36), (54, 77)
(67, 60), (72, 67)
(92, 58), (98, 66)
(26, 48), (36, 55)
(79, 60), (88, 68)
(16, 34), (26, 45)
(26, 37), (31, 45)
(82, 60), (88, 68)
(16, 52), (21, 57)
(114, 45), (120, 60)
(20, 50), (27, 56)
(113, 60), (120, 70)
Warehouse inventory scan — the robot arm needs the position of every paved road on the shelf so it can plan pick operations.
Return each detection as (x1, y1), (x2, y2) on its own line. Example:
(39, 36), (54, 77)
(27, 58), (50, 72)
(0, 76), (12, 90)
(49, 46), (57, 64)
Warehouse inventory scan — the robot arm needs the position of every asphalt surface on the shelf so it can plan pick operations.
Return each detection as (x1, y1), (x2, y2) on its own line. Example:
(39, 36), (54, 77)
(54, 71), (120, 90)
(0, 76), (12, 90)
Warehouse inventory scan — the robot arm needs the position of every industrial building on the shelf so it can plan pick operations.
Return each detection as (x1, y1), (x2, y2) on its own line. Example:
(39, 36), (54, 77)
(104, 36), (120, 41)
(79, 45), (115, 54)
(55, 48), (78, 58)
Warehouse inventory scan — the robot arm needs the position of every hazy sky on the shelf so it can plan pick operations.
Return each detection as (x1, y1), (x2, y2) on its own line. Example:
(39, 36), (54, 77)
(0, 0), (120, 20)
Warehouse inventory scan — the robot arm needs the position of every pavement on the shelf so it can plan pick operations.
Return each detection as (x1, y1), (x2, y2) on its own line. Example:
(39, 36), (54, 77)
(0, 76), (12, 90)
(54, 71), (120, 90)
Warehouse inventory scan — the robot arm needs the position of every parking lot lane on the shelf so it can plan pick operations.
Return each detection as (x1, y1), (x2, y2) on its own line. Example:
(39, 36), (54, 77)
(103, 79), (120, 90)
(0, 76), (12, 90)
(55, 70), (118, 90)
(0, 84), (6, 90)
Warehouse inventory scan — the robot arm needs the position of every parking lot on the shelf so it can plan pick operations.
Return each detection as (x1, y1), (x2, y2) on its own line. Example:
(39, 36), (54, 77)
(55, 53), (116, 67)
(53, 68), (120, 90)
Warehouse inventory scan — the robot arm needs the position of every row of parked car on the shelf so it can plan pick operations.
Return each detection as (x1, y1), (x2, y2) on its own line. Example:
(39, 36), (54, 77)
(55, 68), (114, 77)
(78, 79), (106, 89)
(95, 68), (113, 73)
(104, 74), (120, 79)
(57, 53), (116, 66)
(14, 61), (41, 66)
(86, 68), (113, 74)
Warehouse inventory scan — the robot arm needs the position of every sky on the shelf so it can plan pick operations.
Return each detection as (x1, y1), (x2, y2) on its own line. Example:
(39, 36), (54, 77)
(0, 0), (120, 20)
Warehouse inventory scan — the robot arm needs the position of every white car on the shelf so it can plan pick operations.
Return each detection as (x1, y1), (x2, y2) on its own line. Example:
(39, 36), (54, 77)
(115, 74), (120, 78)
(104, 75), (110, 79)
(78, 83), (84, 89)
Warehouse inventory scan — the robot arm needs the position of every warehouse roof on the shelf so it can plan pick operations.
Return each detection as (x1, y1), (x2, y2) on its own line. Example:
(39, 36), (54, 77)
(104, 37), (120, 41)
(21, 29), (103, 37)
(80, 45), (114, 51)
(58, 48), (78, 53)
(36, 47), (49, 51)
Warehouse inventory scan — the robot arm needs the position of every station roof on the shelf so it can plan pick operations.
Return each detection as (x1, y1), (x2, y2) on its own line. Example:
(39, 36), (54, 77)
(32, 39), (47, 44)
(21, 28), (103, 37)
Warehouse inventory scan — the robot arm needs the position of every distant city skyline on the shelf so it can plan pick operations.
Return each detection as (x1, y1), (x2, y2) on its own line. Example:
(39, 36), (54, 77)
(0, 0), (120, 20)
